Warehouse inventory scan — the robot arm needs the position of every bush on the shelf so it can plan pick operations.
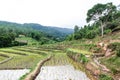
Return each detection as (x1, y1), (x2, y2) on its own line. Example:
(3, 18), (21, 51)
(116, 49), (120, 57)
(74, 33), (83, 40)
(86, 31), (96, 39)
(108, 42), (120, 57)
(104, 29), (111, 34)
(12, 41), (19, 46)
(108, 42), (120, 51)
(99, 74), (113, 80)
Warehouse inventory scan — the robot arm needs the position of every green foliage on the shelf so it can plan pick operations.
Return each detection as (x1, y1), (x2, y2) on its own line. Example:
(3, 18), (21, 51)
(86, 31), (96, 39)
(79, 54), (89, 63)
(108, 42), (120, 57)
(99, 74), (113, 80)
(106, 22), (119, 30)
(86, 3), (107, 22)
(86, 2), (117, 37)
(0, 21), (64, 47)
(74, 33), (82, 40)
(66, 49), (89, 64)
(101, 56), (120, 75)
(116, 49), (120, 57)
(104, 29), (111, 34)
(66, 34), (74, 41)
(74, 25), (79, 34)
(108, 42), (120, 51)
(0, 33), (15, 47)
(66, 24), (99, 40)
(87, 2), (116, 23)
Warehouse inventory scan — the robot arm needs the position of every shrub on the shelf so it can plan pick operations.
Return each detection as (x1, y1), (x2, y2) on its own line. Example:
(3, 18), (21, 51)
(108, 42), (120, 51)
(79, 54), (89, 63)
(86, 31), (96, 39)
(104, 29), (111, 34)
(116, 49), (120, 57)
(108, 42), (120, 57)
(74, 33), (83, 40)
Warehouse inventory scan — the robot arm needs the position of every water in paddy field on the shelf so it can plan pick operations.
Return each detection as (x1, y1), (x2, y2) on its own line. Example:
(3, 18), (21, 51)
(36, 54), (90, 80)
(35, 65), (90, 80)
(0, 69), (30, 80)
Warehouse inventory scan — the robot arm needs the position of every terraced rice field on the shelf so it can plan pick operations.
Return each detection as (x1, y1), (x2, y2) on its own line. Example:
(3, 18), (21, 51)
(0, 46), (90, 80)
(0, 46), (51, 80)
(36, 52), (90, 80)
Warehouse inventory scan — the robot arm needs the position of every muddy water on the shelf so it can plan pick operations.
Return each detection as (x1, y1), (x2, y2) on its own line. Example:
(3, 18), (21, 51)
(36, 53), (90, 80)
(0, 69), (29, 80)
(36, 65), (89, 80)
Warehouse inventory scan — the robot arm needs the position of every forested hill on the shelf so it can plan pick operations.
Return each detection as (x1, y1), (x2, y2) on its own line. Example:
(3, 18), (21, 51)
(23, 23), (73, 38)
(0, 21), (73, 38)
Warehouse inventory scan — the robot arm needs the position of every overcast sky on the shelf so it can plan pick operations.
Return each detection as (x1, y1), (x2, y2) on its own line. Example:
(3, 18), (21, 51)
(0, 0), (119, 28)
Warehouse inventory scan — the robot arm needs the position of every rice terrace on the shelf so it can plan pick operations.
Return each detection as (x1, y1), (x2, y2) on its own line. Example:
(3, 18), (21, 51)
(0, 0), (120, 80)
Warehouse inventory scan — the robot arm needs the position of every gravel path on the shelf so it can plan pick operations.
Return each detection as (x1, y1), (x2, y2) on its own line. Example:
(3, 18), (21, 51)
(35, 65), (89, 80)
(0, 69), (30, 80)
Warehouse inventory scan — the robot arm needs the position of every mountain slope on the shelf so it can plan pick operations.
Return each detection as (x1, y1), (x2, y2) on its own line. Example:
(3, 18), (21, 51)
(23, 23), (73, 38)
(0, 21), (73, 39)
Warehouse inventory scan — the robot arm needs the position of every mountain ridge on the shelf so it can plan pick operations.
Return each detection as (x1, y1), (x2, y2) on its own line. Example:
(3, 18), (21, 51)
(0, 21), (73, 38)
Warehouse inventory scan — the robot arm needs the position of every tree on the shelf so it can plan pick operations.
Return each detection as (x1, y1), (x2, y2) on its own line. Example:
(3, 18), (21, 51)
(86, 3), (117, 37)
(74, 25), (79, 34)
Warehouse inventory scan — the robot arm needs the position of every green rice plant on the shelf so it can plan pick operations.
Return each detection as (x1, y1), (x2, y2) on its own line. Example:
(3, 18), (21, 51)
(12, 48), (47, 56)
(0, 50), (27, 56)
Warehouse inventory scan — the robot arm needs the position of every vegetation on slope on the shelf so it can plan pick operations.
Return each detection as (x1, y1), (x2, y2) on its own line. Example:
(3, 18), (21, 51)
(65, 2), (120, 80)
(66, 2), (120, 41)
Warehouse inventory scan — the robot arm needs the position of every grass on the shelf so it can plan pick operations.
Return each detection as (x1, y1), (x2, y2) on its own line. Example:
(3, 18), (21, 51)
(67, 48), (92, 55)
(101, 56), (120, 73)
(0, 49), (27, 56)
(0, 56), (6, 62)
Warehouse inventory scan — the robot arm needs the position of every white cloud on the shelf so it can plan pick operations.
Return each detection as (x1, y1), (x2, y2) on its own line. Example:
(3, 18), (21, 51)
(0, 0), (119, 28)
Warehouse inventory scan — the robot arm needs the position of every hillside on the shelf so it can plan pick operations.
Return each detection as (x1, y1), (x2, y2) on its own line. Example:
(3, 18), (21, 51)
(0, 21), (73, 39)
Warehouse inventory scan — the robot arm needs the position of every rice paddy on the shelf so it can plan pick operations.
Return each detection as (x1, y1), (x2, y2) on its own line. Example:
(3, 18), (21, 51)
(0, 42), (92, 80)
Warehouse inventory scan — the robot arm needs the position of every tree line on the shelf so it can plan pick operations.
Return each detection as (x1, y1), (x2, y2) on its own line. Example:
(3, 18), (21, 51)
(0, 21), (57, 47)
(66, 2), (120, 40)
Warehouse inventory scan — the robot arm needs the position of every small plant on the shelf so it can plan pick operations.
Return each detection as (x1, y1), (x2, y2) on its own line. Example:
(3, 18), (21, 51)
(79, 54), (89, 63)
(99, 74), (113, 80)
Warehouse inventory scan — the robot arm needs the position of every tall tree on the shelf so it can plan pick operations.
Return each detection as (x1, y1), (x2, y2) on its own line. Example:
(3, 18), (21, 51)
(86, 2), (116, 37)
(74, 25), (79, 34)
